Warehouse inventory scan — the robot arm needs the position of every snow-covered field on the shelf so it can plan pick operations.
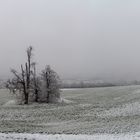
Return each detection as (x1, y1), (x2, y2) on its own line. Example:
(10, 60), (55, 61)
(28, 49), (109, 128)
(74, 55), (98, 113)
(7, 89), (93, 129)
(0, 133), (140, 140)
(1, 86), (140, 139)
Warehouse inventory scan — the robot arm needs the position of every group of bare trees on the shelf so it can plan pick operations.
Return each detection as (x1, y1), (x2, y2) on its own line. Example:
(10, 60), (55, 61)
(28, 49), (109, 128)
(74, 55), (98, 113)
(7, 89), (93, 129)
(6, 47), (61, 104)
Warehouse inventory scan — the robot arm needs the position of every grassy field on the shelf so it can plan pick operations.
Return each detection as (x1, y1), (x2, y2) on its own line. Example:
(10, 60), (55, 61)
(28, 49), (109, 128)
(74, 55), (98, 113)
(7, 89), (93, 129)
(0, 85), (140, 134)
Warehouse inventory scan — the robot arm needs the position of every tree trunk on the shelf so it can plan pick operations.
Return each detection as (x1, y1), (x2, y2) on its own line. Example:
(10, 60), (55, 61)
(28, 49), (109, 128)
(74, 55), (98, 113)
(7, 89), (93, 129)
(45, 70), (50, 103)
(24, 93), (29, 104)
(35, 89), (39, 102)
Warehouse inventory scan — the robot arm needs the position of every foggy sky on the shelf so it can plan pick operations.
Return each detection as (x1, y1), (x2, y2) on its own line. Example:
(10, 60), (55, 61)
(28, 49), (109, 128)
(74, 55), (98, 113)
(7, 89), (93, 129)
(0, 0), (140, 81)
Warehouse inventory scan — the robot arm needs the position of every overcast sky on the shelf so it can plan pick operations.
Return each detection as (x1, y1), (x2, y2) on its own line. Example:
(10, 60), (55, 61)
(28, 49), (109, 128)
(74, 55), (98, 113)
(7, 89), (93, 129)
(0, 0), (140, 81)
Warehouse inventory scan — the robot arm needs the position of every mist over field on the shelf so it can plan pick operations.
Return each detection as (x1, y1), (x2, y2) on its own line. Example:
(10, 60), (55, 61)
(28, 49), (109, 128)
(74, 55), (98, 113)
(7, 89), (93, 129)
(0, 0), (140, 81)
(1, 1), (140, 139)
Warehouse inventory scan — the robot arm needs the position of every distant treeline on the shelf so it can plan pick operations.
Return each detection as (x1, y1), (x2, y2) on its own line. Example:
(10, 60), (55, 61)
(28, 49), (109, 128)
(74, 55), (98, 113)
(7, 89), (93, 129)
(61, 82), (116, 88)
(61, 80), (140, 89)
(1, 79), (140, 89)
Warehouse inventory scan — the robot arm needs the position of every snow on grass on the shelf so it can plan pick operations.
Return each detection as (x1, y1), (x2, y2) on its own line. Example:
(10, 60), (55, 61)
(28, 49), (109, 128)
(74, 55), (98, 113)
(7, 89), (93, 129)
(0, 133), (140, 140)
(1, 86), (140, 134)
(98, 102), (140, 118)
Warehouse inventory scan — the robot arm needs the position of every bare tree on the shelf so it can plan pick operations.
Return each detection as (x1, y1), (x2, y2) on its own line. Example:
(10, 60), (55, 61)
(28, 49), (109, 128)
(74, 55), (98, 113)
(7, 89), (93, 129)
(40, 65), (61, 103)
(6, 47), (61, 104)
(32, 62), (40, 102)
(6, 46), (33, 104)
(25, 46), (33, 104)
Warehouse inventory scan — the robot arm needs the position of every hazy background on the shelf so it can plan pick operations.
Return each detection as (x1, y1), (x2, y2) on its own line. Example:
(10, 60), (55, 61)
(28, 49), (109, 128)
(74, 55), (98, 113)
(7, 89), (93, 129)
(0, 0), (140, 81)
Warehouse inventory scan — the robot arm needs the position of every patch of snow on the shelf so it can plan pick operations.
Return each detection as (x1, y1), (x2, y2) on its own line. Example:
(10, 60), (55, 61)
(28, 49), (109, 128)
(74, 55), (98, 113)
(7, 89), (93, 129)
(61, 88), (82, 91)
(79, 104), (92, 107)
(114, 97), (121, 100)
(58, 98), (73, 104)
(133, 89), (140, 94)
(3, 100), (17, 106)
(0, 133), (140, 140)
